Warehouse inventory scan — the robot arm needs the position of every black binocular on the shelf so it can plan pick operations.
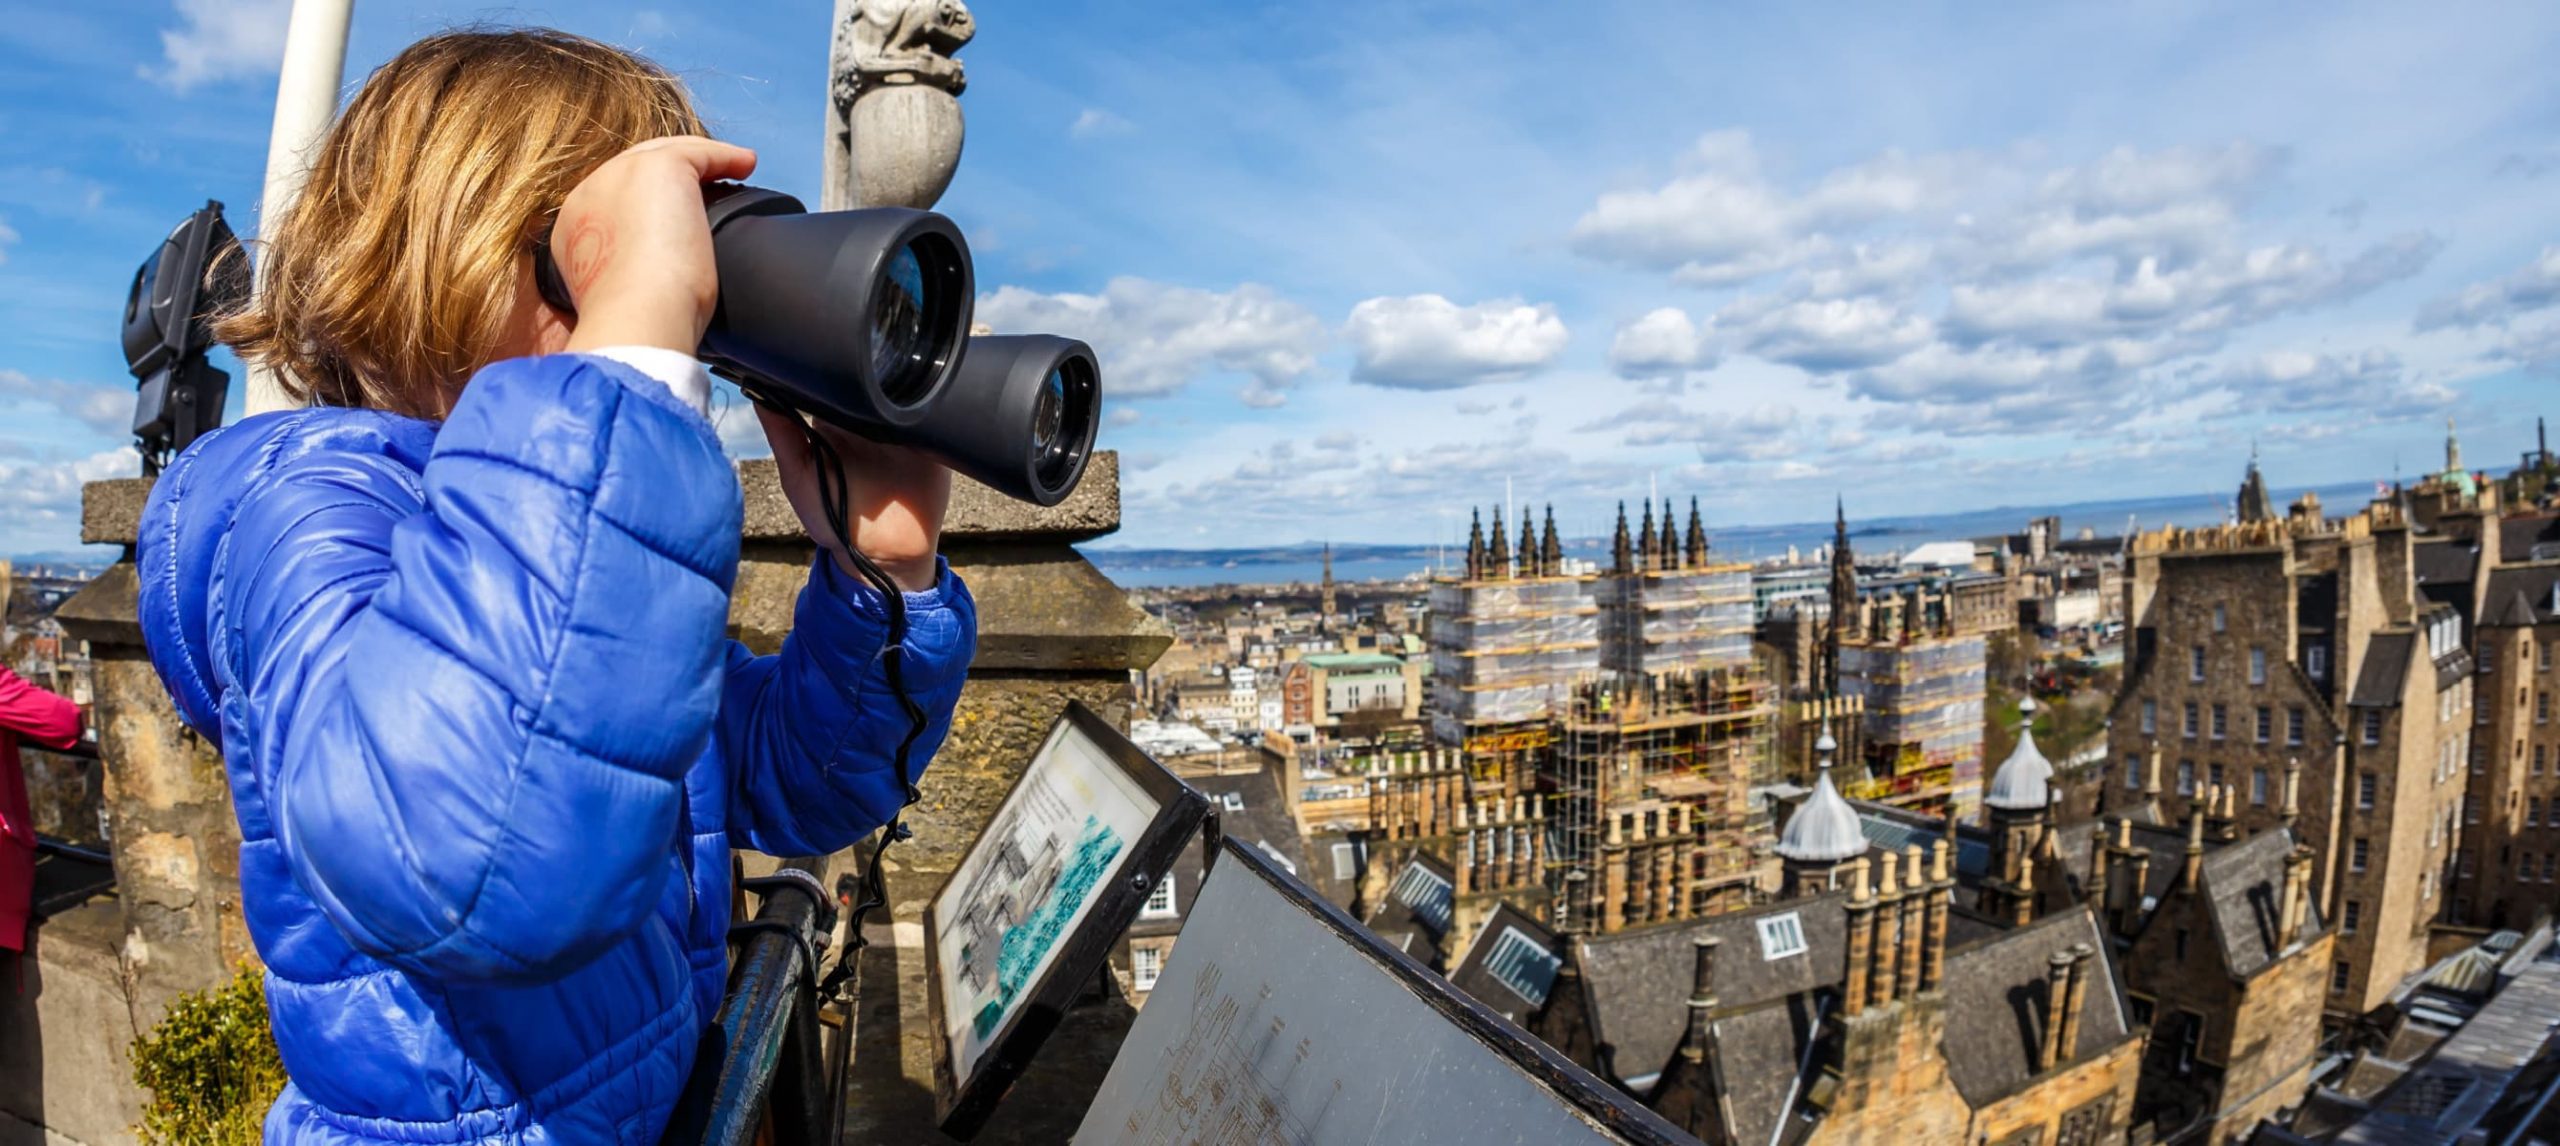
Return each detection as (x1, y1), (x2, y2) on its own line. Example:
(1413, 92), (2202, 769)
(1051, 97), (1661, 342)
(537, 185), (1101, 507)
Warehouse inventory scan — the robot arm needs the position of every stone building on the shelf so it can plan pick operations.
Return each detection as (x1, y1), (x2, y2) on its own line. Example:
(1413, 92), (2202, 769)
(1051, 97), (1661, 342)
(2107, 470), (2462, 1025)
(1528, 835), (2141, 1146)
(2466, 559), (2560, 929)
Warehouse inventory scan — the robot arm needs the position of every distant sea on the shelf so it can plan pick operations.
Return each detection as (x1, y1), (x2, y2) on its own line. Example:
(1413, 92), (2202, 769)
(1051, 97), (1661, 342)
(1087, 480), (2383, 589)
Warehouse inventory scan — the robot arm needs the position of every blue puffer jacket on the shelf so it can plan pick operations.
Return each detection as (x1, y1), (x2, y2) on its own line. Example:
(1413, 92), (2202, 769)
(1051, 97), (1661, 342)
(134, 354), (975, 1144)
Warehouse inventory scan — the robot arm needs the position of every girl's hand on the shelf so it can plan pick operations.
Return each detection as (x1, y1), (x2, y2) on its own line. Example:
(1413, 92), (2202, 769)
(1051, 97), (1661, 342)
(555, 136), (758, 355)
(757, 407), (950, 593)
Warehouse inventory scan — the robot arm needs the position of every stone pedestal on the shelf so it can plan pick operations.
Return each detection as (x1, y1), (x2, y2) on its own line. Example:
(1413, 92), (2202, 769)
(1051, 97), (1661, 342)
(731, 451), (1171, 1143)
(52, 478), (254, 1035)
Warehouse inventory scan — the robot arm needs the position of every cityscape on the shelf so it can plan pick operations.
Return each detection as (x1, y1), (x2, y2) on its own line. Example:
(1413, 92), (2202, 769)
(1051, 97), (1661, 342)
(7, 2), (2560, 1146)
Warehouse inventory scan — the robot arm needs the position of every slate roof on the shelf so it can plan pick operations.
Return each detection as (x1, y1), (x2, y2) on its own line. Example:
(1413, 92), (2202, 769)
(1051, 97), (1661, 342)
(1857, 805), (1990, 880)
(2337, 955), (2560, 1144)
(1448, 900), (1563, 1025)
(1707, 995), (1825, 1146)
(2481, 565), (2560, 628)
(2200, 828), (2321, 979)
(2499, 515), (2560, 564)
(1937, 906), (2134, 1108)
(1578, 897), (1850, 1085)
(2350, 631), (2418, 708)
(2413, 538), (2480, 588)
(1133, 765), (1306, 940)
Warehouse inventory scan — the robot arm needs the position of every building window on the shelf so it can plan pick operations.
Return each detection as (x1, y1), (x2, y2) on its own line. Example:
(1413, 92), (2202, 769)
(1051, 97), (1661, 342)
(2252, 768), (2269, 805)
(1141, 878), (1179, 921)
(2469, 795), (2483, 824)
(2256, 706), (2273, 744)
(1758, 911), (1809, 960)
(2309, 645), (2328, 680)
(2141, 700), (2156, 735)
(2352, 838), (2370, 872)
(2332, 961), (2352, 994)
(2288, 707), (2306, 747)
(2192, 646), (2208, 682)
(1484, 927), (1563, 1007)
(1132, 944), (1165, 992)
(2185, 702), (2200, 739)
(2358, 772), (2377, 811)
(2179, 761), (2196, 796)
(2251, 647), (2267, 685)
(2541, 692), (2552, 724)
(1331, 841), (1362, 881)
(2538, 746), (2549, 776)
(2343, 900), (2361, 935)
(2362, 710), (2383, 745)
(2212, 704), (2228, 741)
(2209, 763), (2227, 790)
(2214, 604), (2228, 633)
(2125, 755), (2142, 790)
(2546, 853), (2557, 883)
(2174, 1011), (2204, 1074)
(2533, 798), (2544, 828)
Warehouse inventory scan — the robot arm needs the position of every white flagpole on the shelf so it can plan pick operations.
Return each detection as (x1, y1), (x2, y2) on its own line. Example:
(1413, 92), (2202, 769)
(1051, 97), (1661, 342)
(245, 0), (355, 416)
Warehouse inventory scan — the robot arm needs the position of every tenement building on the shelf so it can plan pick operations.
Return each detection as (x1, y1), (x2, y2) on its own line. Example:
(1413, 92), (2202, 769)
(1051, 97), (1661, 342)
(2459, 535), (2560, 929)
(2108, 467), (2468, 1027)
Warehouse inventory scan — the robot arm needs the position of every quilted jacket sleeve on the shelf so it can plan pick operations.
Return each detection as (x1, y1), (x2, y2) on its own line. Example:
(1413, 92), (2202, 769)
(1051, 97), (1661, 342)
(0, 668), (80, 749)
(717, 553), (976, 858)
(223, 355), (742, 984)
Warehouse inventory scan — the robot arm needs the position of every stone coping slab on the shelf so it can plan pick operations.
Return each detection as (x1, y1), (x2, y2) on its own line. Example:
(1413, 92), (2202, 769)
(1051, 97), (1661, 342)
(83, 450), (1123, 547)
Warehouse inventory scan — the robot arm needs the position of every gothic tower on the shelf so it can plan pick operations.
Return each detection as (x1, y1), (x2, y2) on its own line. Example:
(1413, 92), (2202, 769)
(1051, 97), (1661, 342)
(1823, 498), (1856, 698)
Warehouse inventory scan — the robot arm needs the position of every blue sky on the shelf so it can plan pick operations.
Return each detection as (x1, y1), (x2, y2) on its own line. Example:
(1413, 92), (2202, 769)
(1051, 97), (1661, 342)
(4, 1), (2558, 559)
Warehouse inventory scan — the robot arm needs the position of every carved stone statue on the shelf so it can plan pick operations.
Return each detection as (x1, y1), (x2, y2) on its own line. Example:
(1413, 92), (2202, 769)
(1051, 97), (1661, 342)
(822, 0), (975, 211)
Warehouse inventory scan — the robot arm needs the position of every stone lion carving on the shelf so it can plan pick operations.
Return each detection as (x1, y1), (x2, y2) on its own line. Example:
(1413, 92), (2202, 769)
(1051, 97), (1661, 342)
(833, 0), (975, 114)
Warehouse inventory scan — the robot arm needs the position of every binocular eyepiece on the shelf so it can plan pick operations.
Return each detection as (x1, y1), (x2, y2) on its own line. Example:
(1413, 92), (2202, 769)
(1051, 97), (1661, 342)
(537, 185), (1102, 506)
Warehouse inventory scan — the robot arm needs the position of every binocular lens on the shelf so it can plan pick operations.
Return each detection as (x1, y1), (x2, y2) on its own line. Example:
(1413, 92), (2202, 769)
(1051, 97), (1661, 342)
(1033, 355), (1098, 491)
(872, 243), (932, 404)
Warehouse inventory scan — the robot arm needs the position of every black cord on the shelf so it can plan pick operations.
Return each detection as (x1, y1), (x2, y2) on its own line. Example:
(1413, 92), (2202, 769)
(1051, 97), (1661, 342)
(734, 387), (932, 1140)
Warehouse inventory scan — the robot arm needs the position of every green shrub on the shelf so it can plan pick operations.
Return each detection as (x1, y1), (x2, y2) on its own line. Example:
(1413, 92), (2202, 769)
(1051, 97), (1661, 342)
(130, 965), (285, 1146)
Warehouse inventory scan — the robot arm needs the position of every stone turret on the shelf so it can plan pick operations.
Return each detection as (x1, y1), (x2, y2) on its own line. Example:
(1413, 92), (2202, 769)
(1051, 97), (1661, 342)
(1466, 509), (1486, 580)
(1612, 502), (1634, 575)
(1488, 507), (1511, 580)
(1779, 726), (1869, 897)
(1518, 513), (1539, 579)
(1684, 497), (1707, 567)
(1540, 505), (1563, 574)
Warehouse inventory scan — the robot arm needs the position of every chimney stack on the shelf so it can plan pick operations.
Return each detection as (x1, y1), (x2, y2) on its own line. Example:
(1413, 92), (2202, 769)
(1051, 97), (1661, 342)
(2058, 943), (2094, 1069)
(2280, 845), (2312, 947)
(2145, 742), (2164, 799)
(1843, 857), (1874, 1017)
(2281, 756), (2302, 829)
(1921, 839), (1951, 992)
(2180, 798), (2207, 894)
(1684, 936), (1722, 1062)
(2038, 950), (2074, 1072)
(1870, 851), (1902, 1008)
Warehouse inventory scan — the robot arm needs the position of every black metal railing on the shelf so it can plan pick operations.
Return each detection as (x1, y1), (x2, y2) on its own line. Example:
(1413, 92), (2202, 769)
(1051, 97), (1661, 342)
(662, 856), (843, 1146)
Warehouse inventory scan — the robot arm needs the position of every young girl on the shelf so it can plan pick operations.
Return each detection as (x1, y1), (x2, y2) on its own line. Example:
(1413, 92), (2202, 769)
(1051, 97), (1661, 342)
(135, 29), (975, 1143)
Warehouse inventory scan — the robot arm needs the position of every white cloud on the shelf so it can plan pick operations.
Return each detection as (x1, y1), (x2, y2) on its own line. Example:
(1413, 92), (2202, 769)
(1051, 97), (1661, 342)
(1734, 297), (1933, 372)
(1608, 308), (1717, 380)
(147, 0), (292, 92)
(1344, 295), (1569, 389)
(0, 216), (17, 265)
(0, 370), (133, 437)
(2415, 246), (2560, 331)
(1586, 136), (2439, 434)
(0, 449), (139, 556)
(1070, 108), (1133, 139)
(2207, 348), (2451, 417)
(976, 277), (1325, 405)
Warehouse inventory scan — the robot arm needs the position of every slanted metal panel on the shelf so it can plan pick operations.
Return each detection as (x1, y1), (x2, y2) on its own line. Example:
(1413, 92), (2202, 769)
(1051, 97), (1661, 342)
(1076, 841), (1683, 1145)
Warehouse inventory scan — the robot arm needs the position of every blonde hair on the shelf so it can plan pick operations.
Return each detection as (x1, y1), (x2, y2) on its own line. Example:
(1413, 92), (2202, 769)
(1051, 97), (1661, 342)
(218, 28), (703, 418)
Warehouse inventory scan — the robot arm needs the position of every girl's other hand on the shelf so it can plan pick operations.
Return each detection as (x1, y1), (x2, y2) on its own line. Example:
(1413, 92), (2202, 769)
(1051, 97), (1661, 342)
(556, 136), (757, 355)
(757, 407), (950, 593)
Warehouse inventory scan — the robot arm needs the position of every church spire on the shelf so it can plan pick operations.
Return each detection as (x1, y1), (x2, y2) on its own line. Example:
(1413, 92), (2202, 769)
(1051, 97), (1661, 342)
(1541, 505), (1563, 574)
(1518, 513), (1540, 579)
(1466, 509), (1486, 580)
(1488, 506), (1512, 581)
(1637, 501), (1658, 572)
(1657, 500), (1680, 571)
(1824, 497), (1856, 697)
(2447, 416), (2464, 474)
(1611, 502), (1634, 575)
(1685, 497), (1707, 567)
(1320, 541), (1339, 628)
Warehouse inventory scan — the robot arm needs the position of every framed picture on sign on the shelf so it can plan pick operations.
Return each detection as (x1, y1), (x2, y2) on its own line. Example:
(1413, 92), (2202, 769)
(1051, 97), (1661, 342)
(923, 701), (1210, 1140)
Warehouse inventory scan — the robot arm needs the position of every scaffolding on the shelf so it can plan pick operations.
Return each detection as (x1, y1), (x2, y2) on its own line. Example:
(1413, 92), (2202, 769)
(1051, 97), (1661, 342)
(1602, 563), (1755, 677)
(1545, 665), (1773, 933)
(1838, 634), (1988, 814)
(1426, 576), (1604, 739)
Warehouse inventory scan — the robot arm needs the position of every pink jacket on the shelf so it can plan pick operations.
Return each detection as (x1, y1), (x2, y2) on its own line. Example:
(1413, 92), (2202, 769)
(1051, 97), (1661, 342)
(0, 667), (81, 953)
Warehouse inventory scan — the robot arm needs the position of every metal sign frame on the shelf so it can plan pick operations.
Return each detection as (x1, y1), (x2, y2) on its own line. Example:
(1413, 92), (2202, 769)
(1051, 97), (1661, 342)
(922, 701), (1209, 1140)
